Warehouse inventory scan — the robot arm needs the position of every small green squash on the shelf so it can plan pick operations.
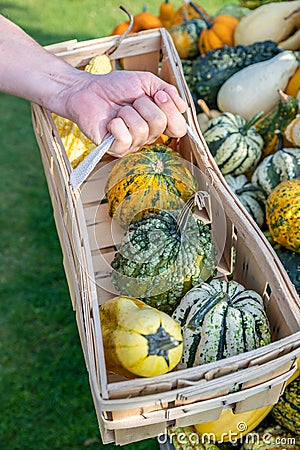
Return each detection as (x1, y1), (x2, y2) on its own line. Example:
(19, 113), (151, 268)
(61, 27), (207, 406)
(172, 279), (271, 367)
(254, 90), (298, 158)
(203, 111), (264, 175)
(111, 193), (217, 315)
(266, 178), (300, 253)
(271, 375), (300, 435)
(99, 296), (183, 378)
(225, 174), (266, 227)
(169, 17), (206, 59)
(251, 134), (300, 197)
(105, 143), (198, 229)
(215, 3), (251, 20)
(274, 247), (300, 296)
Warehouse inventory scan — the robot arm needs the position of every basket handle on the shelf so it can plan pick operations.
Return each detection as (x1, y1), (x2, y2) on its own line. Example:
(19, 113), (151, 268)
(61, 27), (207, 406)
(69, 133), (115, 190)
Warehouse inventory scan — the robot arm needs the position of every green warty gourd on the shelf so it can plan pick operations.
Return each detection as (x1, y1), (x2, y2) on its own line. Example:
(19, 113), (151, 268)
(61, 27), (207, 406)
(111, 199), (217, 315)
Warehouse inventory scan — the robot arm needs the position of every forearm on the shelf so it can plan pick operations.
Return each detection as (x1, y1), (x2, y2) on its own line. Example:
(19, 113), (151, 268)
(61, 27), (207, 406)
(0, 14), (79, 117)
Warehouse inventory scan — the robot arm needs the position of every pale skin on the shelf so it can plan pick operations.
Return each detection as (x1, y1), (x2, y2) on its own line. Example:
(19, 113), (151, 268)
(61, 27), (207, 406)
(0, 14), (188, 156)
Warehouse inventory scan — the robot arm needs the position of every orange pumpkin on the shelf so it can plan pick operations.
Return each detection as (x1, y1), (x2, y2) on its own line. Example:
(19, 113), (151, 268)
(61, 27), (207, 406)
(198, 14), (239, 54)
(111, 9), (162, 36)
(111, 20), (132, 36)
(132, 11), (163, 32)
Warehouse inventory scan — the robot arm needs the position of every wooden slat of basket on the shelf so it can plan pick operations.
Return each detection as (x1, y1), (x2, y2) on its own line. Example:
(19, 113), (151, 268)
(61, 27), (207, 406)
(123, 51), (160, 74)
(98, 364), (294, 436)
(104, 332), (300, 398)
(172, 405), (224, 429)
(51, 29), (163, 68)
(114, 422), (167, 446)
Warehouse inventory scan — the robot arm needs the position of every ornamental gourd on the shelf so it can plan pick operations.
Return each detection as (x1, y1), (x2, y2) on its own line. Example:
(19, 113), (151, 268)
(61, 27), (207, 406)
(111, 193), (217, 315)
(214, 3), (251, 19)
(217, 51), (299, 121)
(203, 112), (264, 175)
(251, 135), (300, 196)
(271, 375), (300, 435)
(285, 67), (300, 100)
(105, 143), (198, 229)
(234, 1), (300, 50)
(266, 178), (300, 253)
(111, 9), (163, 35)
(99, 296), (183, 378)
(274, 246), (300, 296)
(169, 17), (206, 59)
(158, 0), (175, 29)
(171, 2), (212, 26)
(194, 405), (273, 442)
(254, 90), (298, 158)
(185, 40), (281, 110)
(188, 1), (239, 54)
(132, 11), (163, 32)
(285, 115), (300, 147)
(225, 174), (266, 227)
(198, 14), (239, 54)
(239, 0), (292, 9)
(172, 279), (271, 368)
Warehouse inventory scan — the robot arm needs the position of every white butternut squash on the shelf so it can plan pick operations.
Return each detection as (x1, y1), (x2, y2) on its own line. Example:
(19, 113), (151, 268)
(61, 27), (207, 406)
(217, 51), (299, 120)
(234, 1), (300, 49)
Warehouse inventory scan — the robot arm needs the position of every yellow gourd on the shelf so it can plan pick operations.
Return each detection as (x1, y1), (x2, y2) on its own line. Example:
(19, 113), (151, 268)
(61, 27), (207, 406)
(266, 178), (300, 253)
(194, 406), (273, 442)
(99, 296), (183, 378)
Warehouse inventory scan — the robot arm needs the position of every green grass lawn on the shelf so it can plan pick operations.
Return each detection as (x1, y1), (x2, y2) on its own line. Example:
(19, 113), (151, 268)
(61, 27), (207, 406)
(0, 1), (232, 448)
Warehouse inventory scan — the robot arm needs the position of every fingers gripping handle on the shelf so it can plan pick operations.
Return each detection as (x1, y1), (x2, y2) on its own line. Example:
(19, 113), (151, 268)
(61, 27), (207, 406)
(70, 125), (200, 191)
(70, 133), (115, 190)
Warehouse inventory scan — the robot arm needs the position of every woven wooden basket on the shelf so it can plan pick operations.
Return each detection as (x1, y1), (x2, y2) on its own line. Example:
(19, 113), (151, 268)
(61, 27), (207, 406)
(31, 28), (300, 445)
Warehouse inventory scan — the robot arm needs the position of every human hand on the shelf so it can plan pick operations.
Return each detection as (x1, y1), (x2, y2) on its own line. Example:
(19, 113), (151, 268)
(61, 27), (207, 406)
(61, 69), (188, 156)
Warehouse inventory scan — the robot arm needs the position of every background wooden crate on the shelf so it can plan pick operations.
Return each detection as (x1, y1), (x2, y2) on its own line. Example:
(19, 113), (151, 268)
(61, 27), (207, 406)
(31, 28), (300, 445)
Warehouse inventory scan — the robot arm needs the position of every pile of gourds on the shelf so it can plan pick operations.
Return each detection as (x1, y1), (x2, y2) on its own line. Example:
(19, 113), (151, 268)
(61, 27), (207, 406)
(99, 4), (300, 437)
(100, 143), (272, 380)
(121, 0), (300, 295)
